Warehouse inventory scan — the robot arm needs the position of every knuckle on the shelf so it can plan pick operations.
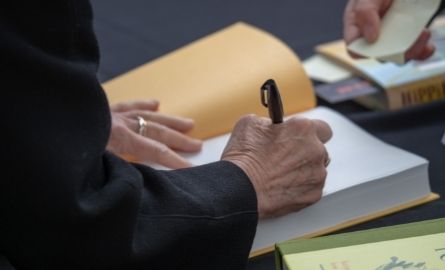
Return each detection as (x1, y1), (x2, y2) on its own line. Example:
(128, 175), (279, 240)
(234, 114), (258, 130)
(303, 188), (323, 205)
(112, 103), (128, 112)
(311, 143), (326, 162)
(152, 143), (170, 158)
(241, 114), (258, 125)
(319, 168), (328, 182)
(141, 111), (154, 121)
(310, 190), (323, 204)
(112, 122), (128, 136)
(289, 117), (314, 135)
(150, 123), (168, 138)
(313, 167), (328, 185)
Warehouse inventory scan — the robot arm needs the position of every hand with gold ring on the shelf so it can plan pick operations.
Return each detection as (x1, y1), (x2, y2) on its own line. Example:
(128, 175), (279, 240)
(107, 99), (202, 169)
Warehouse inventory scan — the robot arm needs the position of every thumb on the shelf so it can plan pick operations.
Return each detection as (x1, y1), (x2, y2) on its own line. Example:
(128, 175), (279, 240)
(355, 1), (382, 43)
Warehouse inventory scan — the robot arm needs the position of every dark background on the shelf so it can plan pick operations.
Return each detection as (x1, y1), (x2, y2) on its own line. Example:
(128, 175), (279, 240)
(90, 1), (445, 269)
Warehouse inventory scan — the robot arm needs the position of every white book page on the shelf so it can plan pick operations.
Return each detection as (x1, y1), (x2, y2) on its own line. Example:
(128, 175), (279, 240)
(180, 106), (427, 195)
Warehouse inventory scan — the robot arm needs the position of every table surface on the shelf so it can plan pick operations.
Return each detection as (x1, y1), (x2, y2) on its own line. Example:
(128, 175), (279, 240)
(90, 1), (445, 269)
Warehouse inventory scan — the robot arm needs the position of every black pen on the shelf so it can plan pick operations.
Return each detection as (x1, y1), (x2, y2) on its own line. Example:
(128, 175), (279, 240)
(261, 79), (284, 124)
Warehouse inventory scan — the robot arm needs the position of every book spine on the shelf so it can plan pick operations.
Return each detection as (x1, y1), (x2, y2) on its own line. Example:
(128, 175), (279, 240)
(386, 74), (445, 110)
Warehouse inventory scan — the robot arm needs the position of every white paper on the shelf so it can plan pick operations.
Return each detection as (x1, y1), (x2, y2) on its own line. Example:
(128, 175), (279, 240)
(348, 0), (442, 65)
(153, 107), (430, 254)
(182, 106), (426, 195)
(303, 55), (353, 83)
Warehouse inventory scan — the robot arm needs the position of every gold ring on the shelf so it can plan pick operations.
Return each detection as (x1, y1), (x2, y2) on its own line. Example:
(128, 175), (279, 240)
(137, 116), (147, 136)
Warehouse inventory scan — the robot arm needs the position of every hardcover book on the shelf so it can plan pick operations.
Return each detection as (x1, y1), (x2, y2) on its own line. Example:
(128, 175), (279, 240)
(104, 22), (439, 257)
(315, 16), (445, 110)
(275, 218), (445, 270)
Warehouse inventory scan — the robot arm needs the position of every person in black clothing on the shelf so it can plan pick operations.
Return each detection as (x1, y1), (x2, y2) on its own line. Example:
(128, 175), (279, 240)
(0, 1), (332, 269)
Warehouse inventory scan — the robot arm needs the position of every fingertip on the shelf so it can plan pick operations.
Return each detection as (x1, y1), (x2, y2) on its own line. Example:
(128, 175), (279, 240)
(426, 43), (436, 55)
(183, 118), (195, 128)
(161, 152), (194, 169)
(185, 138), (203, 152)
(363, 23), (379, 43)
(406, 30), (433, 61)
(313, 119), (333, 143)
(174, 117), (195, 133)
(171, 159), (194, 169)
(194, 139), (203, 150)
(417, 43), (436, 61)
(344, 25), (361, 44)
(147, 99), (160, 111)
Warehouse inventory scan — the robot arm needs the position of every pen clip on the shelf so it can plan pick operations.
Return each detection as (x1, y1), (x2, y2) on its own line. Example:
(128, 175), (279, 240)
(260, 79), (284, 124)
(261, 81), (270, 108)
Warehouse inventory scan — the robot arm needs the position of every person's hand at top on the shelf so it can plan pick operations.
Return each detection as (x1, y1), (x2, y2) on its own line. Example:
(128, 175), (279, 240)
(222, 115), (332, 219)
(344, 0), (436, 60)
(107, 99), (202, 169)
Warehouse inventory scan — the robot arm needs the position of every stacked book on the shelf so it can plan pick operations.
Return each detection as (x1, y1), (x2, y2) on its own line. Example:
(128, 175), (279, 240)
(305, 16), (445, 110)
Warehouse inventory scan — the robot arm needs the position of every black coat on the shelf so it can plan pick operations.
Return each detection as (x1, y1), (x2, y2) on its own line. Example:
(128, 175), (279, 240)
(0, 1), (258, 269)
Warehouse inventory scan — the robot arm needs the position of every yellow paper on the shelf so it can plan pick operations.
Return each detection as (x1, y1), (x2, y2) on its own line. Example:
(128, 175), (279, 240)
(284, 232), (445, 270)
(104, 22), (315, 139)
(316, 40), (373, 78)
(303, 55), (352, 83)
(348, 0), (442, 64)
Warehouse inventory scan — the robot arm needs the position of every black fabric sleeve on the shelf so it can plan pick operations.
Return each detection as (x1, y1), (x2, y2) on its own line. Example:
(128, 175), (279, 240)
(0, 1), (258, 269)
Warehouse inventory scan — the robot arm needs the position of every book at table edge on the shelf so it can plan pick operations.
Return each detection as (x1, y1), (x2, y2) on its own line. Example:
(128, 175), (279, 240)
(250, 193), (439, 258)
(102, 21), (439, 257)
(275, 217), (445, 270)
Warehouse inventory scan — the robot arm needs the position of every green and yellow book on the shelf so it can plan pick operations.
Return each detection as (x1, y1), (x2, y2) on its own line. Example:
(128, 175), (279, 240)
(276, 218), (445, 270)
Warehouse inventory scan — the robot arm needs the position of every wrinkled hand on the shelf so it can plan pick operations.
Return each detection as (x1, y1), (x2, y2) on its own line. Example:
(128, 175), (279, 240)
(107, 100), (202, 169)
(221, 115), (332, 219)
(344, 0), (435, 60)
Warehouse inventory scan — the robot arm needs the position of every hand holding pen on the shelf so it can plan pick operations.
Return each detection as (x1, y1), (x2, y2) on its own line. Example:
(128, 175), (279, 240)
(222, 79), (332, 219)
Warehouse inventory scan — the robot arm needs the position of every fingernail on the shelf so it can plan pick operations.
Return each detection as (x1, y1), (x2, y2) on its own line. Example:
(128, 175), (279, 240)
(364, 24), (377, 42)
(184, 118), (195, 126)
(193, 139), (203, 147)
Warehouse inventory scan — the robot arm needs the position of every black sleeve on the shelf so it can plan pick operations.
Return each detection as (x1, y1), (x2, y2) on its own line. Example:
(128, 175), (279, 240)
(0, 1), (258, 269)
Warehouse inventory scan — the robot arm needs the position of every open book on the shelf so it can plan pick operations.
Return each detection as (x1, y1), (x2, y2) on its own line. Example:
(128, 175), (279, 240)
(103, 22), (438, 257)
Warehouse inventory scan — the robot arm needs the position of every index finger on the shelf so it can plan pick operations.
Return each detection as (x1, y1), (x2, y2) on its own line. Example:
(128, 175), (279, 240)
(344, 0), (361, 44)
(354, 1), (382, 43)
(111, 100), (160, 113)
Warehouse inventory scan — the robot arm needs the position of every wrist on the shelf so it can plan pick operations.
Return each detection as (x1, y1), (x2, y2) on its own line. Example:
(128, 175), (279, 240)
(222, 156), (270, 218)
